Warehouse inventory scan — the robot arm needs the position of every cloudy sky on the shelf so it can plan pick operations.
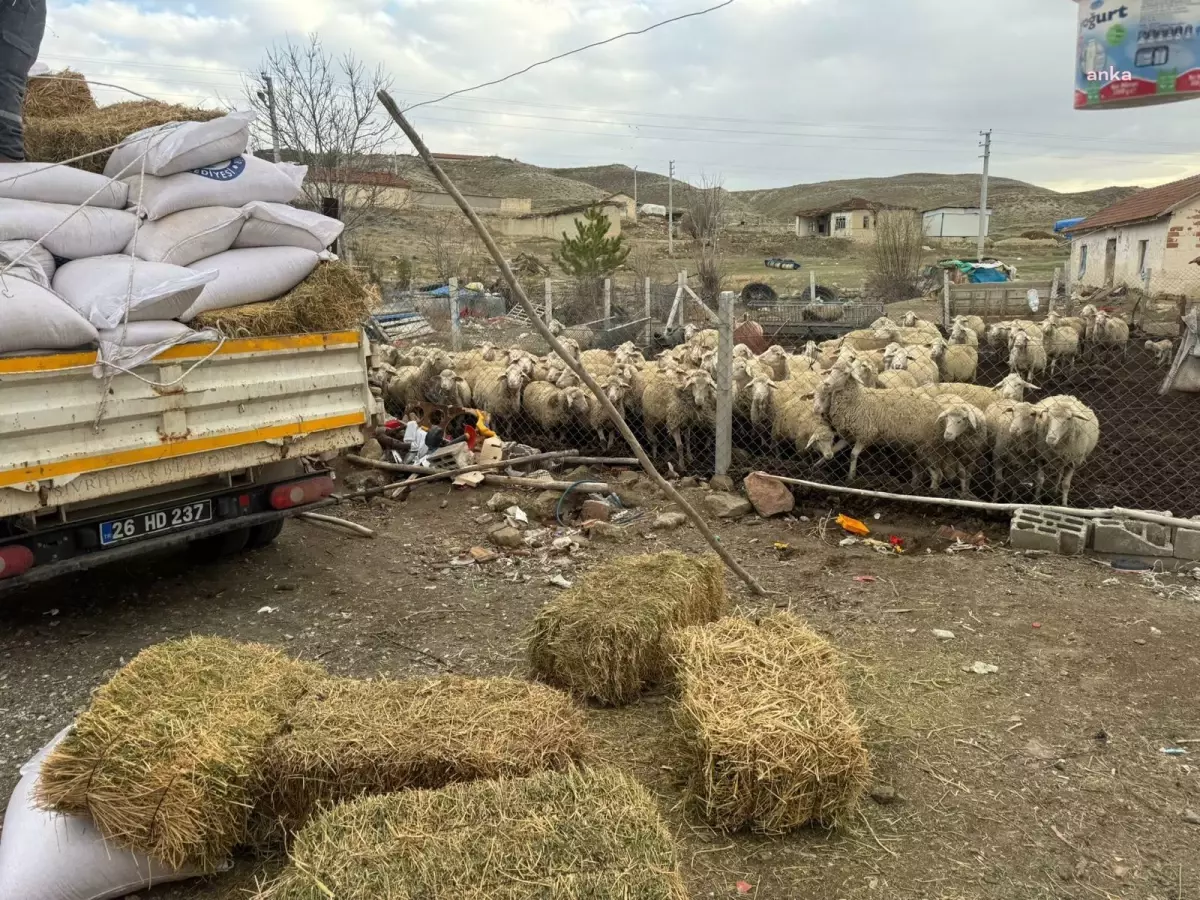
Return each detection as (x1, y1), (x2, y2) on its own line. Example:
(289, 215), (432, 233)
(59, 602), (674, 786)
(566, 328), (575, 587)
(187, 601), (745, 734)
(40, 0), (1200, 194)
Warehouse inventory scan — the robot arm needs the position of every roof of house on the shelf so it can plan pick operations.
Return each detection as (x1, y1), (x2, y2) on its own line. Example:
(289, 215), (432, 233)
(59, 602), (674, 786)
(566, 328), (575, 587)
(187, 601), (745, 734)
(517, 200), (624, 220)
(311, 168), (412, 188)
(1068, 173), (1200, 233)
(794, 197), (913, 217)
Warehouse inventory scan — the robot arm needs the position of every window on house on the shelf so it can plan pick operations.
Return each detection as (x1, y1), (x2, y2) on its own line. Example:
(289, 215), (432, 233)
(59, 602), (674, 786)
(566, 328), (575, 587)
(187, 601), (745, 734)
(834, 216), (847, 231)
(1137, 239), (1149, 274)
(1078, 244), (1088, 276)
(863, 215), (871, 229)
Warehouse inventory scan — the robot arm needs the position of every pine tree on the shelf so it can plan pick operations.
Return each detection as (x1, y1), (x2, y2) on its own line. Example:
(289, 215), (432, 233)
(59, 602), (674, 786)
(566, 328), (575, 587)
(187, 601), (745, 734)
(552, 206), (630, 277)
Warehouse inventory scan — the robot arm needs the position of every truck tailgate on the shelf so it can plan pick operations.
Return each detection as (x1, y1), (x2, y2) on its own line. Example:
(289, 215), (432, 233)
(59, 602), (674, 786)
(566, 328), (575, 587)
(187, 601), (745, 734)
(0, 331), (373, 518)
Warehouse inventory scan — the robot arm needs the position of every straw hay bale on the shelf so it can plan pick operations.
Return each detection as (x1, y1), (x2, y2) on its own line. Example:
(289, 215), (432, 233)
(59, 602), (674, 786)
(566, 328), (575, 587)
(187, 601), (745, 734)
(255, 767), (688, 900)
(23, 69), (96, 119)
(673, 614), (869, 831)
(529, 551), (727, 706)
(24, 100), (225, 174)
(192, 261), (379, 338)
(35, 636), (323, 870)
(248, 675), (589, 847)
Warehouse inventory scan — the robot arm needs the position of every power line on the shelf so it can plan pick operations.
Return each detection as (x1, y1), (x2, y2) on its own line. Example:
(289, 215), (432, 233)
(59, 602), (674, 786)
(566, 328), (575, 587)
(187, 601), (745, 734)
(402, 0), (737, 113)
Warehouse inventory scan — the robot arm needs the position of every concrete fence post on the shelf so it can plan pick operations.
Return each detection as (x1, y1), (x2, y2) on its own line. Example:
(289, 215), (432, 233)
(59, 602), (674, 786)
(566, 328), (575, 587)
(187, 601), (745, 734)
(449, 276), (461, 351)
(1051, 266), (1061, 311)
(942, 270), (952, 328)
(604, 277), (612, 322)
(809, 268), (817, 302)
(644, 277), (652, 346)
(714, 289), (734, 477)
(544, 279), (553, 325)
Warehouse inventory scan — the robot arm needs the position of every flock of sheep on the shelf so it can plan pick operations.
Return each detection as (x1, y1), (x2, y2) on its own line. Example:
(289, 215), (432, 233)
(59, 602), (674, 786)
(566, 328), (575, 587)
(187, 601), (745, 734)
(369, 304), (1153, 505)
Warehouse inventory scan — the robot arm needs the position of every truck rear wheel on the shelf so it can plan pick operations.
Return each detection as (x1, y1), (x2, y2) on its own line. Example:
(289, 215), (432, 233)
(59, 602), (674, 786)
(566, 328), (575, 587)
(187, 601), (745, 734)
(246, 519), (285, 549)
(191, 526), (251, 560)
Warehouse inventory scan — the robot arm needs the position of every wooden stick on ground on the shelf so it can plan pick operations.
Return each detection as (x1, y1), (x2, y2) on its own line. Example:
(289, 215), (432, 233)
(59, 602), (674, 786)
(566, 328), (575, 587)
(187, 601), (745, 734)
(481, 475), (609, 492)
(378, 90), (766, 597)
(298, 512), (376, 538)
(346, 448), (577, 479)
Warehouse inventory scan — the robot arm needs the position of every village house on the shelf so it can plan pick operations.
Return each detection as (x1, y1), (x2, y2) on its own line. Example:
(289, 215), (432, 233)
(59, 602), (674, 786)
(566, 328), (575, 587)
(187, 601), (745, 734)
(793, 198), (913, 243)
(1067, 173), (1200, 297)
(499, 200), (625, 239)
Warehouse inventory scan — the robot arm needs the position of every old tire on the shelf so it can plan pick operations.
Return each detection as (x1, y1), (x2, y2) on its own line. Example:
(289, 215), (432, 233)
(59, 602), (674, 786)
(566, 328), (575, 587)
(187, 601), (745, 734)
(246, 519), (286, 549)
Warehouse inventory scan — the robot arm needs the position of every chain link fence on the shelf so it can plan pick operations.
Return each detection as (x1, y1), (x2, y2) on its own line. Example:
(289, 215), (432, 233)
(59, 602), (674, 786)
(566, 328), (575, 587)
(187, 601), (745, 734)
(371, 268), (1200, 516)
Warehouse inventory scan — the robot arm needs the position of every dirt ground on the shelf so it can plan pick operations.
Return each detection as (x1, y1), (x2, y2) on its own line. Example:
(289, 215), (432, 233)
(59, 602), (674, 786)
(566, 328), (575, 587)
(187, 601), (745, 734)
(2, 476), (1199, 900)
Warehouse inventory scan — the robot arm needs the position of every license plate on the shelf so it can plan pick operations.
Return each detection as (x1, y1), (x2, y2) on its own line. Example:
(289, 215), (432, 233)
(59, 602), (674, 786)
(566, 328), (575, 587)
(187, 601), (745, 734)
(99, 500), (213, 546)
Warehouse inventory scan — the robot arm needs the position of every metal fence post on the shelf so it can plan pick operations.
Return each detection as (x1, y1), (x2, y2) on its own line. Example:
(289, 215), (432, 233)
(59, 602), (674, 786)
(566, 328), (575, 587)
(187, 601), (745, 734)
(1051, 266), (1061, 310)
(544, 279), (553, 325)
(604, 277), (612, 322)
(942, 270), (951, 328)
(449, 276), (461, 351)
(809, 268), (817, 302)
(644, 277), (652, 346)
(714, 289), (733, 477)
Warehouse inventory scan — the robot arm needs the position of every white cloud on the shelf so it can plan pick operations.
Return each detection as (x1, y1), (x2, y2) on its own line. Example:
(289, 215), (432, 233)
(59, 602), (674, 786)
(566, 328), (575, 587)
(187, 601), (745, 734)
(36, 0), (1200, 194)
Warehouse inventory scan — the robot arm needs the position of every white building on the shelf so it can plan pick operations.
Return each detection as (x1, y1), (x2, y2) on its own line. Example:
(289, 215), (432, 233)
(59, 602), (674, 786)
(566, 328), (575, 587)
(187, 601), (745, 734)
(922, 207), (993, 240)
(1066, 173), (1200, 297)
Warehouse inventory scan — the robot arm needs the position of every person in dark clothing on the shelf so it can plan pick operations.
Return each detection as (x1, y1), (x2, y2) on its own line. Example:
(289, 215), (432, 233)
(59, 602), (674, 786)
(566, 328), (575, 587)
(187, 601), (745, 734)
(0, 0), (47, 161)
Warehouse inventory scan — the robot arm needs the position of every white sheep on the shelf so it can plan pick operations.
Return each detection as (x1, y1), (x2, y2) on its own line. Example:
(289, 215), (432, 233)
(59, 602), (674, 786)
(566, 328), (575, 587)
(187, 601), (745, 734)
(1040, 319), (1080, 374)
(952, 314), (986, 339)
(771, 393), (845, 463)
(849, 357), (916, 390)
(983, 399), (1039, 501)
(758, 345), (790, 381)
(814, 364), (946, 485)
(1092, 311), (1130, 354)
(899, 311), (942, 338)
(930, 337), (978, 383)
(385, 354), (450, 412)
(473, 362), (530, 428)
(928, 394), (989, 497)
(426, 368), (472, 407)
(888, 345), (940, 386)
(1031, 394), (1100, 505)
(522, 381), (587, 432)
(579, 349), (616, 373)
(1046, 310), (1087, 339)
(1008, 331), (1047, 382)
(642, 370), (717, 466)
(949, 320), (980, 347)
(585, 375), (632, 449)
(1146, 338), (1174, 367)
(1079, 304), (1098, 340)
(918, 374), (1037, 412)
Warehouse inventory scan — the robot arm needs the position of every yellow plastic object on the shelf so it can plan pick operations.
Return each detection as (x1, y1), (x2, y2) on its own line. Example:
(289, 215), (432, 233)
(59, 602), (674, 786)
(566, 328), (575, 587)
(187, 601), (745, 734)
(836, 515), (870, 537)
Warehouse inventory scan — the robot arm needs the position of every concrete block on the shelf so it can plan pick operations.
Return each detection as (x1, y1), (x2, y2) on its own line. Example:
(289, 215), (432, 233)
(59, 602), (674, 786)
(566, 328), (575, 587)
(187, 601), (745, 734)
(1010, 508), (1092, 556)
(1173, 527), (1200, 561)
(1092, 518), (1174, 557)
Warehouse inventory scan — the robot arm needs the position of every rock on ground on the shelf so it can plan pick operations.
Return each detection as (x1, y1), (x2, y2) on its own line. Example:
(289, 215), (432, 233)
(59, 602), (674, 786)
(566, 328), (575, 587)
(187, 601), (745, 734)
(743, 473), (795, 518)
(704, 492), (752, 519)
(488, 525), (524, 549)
(487, 491), (522, 512)
(653, 512), (688, 530)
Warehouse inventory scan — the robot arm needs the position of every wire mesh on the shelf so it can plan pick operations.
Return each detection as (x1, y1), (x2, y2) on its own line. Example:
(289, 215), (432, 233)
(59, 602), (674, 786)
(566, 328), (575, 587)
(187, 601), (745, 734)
(370, 271), (1200, 516)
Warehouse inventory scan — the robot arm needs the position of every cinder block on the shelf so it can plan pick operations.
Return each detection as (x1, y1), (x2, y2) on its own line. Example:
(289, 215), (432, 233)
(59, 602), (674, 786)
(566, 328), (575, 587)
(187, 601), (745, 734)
(1173, 527), (1200, 561)
(1010, 508), (1092, 556)
(1092, 518), (1174, 557)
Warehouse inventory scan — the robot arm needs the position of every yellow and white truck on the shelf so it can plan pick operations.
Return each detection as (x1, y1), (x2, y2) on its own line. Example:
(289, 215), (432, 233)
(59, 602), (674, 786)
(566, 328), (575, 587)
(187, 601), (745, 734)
(0, 330), (375, 593)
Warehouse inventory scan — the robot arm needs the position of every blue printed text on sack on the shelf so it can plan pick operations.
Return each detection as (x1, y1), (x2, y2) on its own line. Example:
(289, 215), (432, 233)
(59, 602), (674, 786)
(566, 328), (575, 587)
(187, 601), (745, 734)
(190, 156), (247, 181)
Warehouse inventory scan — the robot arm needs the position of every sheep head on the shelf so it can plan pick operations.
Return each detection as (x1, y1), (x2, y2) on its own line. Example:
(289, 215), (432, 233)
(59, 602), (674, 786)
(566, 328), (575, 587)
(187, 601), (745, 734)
(1037, 399), (1090, 448)
(436, 368), (459, 396)
(685, 370), (717, 412)
(732, 358), (754, 392)
(603, 376), (631, 410)
(1007, 402), (1037, 438)
(888, 347), (914, 371)
(801, 340), (819, 360)
(503, 363), (530, 393)
(560, 338), (581, 359)
(995, 373), (1037, 401)
(949, 322), (970, 345)
(683, 323), (701, 342)
(849, 358), (877, 387)
(733, 344), (754, 361)
(806, 424), (846, 462)
(555, 369), (581, 389)
(929, 337), (948, 361)
(901, 311), (919, 327)
(937, 401), (984, 442)
(1080, 304), (1097, 322)
(760, 345), (787, 366)
(479, 342), (499, 362)
(562, 386), (591, 417)
(747, 375), (774, 426)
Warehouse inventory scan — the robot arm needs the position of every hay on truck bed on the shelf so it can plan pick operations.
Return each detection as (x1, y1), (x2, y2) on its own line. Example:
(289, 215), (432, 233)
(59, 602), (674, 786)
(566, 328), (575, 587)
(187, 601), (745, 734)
(23, 68), (96, 119)
(247, 675), (590, 848)
(254, 767), (688, 900)
(529, 551), (727, 706)
(673, 614), (870, 832)
(24, 100), (225, 174)
(192, 261), (379, 338)
(35, 636), (324, 871)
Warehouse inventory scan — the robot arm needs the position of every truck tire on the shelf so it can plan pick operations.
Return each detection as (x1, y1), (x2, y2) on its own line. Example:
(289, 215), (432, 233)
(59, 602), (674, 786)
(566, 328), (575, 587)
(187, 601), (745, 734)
(246, 519), (285, 549)
(191, 526), (251, 560)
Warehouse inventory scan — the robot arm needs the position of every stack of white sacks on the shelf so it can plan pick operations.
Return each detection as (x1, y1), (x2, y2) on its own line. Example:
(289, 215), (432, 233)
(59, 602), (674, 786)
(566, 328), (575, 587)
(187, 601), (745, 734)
(0, 110), (344, 370)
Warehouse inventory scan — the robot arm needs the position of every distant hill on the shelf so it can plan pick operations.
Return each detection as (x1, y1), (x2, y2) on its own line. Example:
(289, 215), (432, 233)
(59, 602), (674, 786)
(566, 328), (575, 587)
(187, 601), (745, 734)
(548, 164), (760, 220)
(392, 156), (609, 211)
(732, 173), (1142, 232)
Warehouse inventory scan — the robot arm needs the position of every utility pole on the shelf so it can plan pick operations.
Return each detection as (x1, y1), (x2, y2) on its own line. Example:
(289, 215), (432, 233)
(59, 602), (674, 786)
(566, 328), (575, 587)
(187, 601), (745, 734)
(668, 159), (675, 257)
(261, 72), (282, 164)
(977, 129), (991, 262)
(633, 165), (638, 209)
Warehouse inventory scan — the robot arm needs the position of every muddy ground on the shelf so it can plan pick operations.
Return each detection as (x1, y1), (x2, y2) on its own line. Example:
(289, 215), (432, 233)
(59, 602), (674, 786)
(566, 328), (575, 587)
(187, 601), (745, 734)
(2, 476), (1198, 900)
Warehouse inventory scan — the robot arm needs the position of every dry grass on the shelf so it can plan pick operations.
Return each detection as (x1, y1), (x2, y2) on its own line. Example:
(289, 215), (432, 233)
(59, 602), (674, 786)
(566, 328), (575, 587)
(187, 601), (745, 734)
(673, 613), (870, 832)
(248, 675), (590, 847)
(24, 100), (225, 173)
(23, 69), (96, 119)
(529, 551), (728, 706)
(192, 261), (379, 338)
(35, 636), (323, 870)
(254, 767), (688, 900)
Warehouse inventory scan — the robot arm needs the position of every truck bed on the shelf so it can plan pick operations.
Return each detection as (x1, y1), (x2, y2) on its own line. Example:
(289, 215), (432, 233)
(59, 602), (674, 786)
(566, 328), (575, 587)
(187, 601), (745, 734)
(0, 331), (374, 519)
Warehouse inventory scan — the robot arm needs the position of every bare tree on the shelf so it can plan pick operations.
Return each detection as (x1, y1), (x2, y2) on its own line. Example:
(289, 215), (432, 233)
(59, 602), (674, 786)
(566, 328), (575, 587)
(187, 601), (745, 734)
(244, 35), (397, 239)
(867, 210), (926, 301)
(687, 175), (727, 304)
(424, 214), (479, 283)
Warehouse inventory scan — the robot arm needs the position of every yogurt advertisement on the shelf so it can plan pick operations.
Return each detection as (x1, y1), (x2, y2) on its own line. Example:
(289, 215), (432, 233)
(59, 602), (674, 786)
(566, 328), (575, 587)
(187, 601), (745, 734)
(1075, 0), (1200, 108)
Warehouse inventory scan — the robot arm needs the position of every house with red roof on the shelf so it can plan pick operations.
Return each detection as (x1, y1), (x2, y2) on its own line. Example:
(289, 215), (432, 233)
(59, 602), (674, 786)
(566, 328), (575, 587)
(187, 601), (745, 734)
(1067, 174), (1200, 297)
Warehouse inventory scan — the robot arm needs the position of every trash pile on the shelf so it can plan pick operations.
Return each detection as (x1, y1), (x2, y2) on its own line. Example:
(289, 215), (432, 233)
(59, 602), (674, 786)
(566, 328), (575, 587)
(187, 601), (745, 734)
(1, 96), (373, 366)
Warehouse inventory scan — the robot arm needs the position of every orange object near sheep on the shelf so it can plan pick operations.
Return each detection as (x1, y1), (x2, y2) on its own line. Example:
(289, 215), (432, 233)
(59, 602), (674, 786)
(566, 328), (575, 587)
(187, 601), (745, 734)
(836, 515), (870, 536)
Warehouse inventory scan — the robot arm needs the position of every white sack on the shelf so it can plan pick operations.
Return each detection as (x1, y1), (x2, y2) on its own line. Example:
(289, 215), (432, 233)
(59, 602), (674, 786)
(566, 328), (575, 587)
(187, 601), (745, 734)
(0, 728), (213, 900)
(0, 199), (138, 259)
(103, 110), (255, 179)
(181, 246), (322, 321)
(53, 257), (216, 330)
(0, 240), (55, 288)
(124, 156), (306, 221)
(126, 206), (245, 267)
(0, 163), (128, 208)
(95, 320), (218, 374)
(0, 277), (98, 354)
(234, 201), (344, 252)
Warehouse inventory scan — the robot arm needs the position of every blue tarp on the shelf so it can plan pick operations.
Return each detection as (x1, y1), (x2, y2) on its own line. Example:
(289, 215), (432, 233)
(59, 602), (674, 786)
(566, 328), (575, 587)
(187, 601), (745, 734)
(968, 267), (1009, 283)
(1054, 217), (1085, 234)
